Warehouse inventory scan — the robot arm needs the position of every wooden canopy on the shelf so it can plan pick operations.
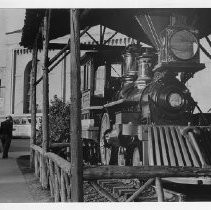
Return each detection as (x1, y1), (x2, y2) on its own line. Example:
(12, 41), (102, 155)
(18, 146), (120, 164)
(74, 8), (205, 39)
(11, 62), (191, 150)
(20, 8), (211, 49)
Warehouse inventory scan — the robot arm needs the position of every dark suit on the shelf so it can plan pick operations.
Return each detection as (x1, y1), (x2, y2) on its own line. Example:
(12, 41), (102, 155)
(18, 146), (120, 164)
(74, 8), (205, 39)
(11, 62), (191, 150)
(0, 118), (13, 158)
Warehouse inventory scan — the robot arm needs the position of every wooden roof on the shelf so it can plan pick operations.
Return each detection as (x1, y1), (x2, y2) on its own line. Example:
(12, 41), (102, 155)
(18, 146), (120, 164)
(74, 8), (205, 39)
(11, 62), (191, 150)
(20, 8), (211, 49)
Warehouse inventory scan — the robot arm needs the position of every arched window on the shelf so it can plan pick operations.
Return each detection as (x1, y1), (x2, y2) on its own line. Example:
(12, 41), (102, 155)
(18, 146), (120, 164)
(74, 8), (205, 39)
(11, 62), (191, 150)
(23, 61), (32, 113)
(23, 60), (42, 113)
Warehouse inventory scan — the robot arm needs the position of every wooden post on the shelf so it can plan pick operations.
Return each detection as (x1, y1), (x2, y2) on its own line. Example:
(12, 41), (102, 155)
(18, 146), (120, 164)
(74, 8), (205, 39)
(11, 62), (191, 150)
(35, 151), (38, 177)
(61, 170), (67, 202)
(54, 172), (60, 202)
(62, 55), (66, 103)
(64, 172), (71, 201)
(155, 177), (164, 202)
(42, 9), (51, 189)
(70, 9), (84, 202)
(49, 159), (55, 197)
(30, 35), (38, 168)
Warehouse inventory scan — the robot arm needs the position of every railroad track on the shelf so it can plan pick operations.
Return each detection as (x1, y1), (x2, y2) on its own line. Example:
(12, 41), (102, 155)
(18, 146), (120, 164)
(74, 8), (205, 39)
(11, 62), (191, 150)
(83, 179), (186, 202)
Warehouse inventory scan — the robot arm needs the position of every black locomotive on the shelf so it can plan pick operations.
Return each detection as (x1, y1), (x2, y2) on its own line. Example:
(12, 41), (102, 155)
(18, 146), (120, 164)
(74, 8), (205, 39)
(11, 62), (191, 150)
(81, 12), (211, 186)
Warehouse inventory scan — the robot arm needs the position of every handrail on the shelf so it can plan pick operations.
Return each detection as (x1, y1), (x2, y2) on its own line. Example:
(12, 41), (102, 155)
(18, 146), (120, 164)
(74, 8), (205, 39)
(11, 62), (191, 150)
(32, 144), (211, 180)
(31, 144), (211, 202)
(31, 144), (71, 174)
(45, 152), (71, 175)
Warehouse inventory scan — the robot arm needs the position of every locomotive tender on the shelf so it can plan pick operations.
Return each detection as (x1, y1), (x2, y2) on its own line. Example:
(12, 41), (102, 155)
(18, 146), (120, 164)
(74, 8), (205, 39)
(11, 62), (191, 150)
(81, 11), (211, 185)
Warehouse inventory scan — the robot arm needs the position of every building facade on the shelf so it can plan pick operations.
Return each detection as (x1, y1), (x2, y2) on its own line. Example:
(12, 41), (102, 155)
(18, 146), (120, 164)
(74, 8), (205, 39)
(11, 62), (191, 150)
(0, 10), (137, 116)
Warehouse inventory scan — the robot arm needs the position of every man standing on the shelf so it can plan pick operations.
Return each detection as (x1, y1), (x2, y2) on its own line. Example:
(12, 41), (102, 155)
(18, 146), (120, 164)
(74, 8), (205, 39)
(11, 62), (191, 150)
(0, 115), (13, 159)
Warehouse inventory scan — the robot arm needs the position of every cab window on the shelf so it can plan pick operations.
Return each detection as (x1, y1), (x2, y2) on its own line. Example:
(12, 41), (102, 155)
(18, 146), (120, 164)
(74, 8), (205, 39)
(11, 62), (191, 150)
(111, 63), (122, 78)
(81, 60), (91, 92)
(94, 65), (105, 97)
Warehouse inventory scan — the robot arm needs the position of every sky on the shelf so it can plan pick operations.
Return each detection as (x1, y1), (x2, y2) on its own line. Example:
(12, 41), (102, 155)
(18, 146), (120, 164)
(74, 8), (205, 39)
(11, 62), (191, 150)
(2, 8), (211, 112)
(4, 9), (25, 32)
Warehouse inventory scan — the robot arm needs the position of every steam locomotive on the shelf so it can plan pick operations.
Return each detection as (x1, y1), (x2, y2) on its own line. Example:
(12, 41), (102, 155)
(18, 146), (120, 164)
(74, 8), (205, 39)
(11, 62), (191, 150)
(81, 12), (211, 186)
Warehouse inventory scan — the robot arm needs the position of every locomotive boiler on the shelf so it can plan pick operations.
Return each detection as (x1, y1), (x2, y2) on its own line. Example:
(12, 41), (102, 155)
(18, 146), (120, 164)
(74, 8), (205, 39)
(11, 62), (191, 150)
(81, 11), (211, 186)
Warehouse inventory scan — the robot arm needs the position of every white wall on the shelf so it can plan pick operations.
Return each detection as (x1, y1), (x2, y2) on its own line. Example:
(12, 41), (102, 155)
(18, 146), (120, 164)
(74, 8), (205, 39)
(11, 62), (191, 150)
(9, 48), (71, 114)
(0, 9), (7, 67)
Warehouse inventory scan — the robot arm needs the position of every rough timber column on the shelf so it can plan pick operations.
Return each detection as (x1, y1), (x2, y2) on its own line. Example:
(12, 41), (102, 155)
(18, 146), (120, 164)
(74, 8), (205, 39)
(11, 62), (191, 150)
(30, 34), (38, 168)
(70, 9), (84, 202)
(42, 9), (51, 188)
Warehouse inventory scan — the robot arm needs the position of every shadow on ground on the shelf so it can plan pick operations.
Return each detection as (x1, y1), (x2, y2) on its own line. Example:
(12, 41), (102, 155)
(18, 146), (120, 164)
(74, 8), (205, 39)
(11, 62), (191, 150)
(16, 155), (53, 202)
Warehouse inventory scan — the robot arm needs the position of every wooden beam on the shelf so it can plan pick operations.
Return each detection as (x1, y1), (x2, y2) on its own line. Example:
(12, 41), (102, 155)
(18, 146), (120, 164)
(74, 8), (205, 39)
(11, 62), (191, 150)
(42, 9), (51, 189)
(62, 55), (66, 103)
(61, 170), (67, 202)
(45, 152), (71, 174)
(42, 9), (51, 152)
(35, 50), (70, 86)
(104, 31), (118, 45)
(11, 50), (17, 114)
(102, 26), (106, 45)
(199, 43), (211, 60)
(89, 181), (118, 202)
(100, 25), (103, 45)
(50, 142), (70, 148)
(31, 144), (44, 154)
(205, 36), (211, 49)
(80, 26), (91, 37)
(31, 144), (211, 183)
(85, 31), (99, 45)
(155, 177), (164, 202)
(83, 165), (211, 180)
(48, 41), (70, 67)
(126, 178), (154, 202)
(30, 33), (38, 168)
(48, 43), (125, 50)
(70, 9), (84, 202)
(100, 25), (106, 45)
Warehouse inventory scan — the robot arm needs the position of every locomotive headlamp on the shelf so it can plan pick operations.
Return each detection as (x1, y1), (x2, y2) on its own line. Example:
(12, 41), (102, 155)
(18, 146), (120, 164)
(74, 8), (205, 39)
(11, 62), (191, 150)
(168, 92), (184, 108)
(158, 27), (204, 73)
(170, 30), (198, 60)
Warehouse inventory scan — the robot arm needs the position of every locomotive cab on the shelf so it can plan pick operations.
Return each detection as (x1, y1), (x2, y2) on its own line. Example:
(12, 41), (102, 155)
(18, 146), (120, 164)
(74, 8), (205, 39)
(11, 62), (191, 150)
(80, 50), (123, 142)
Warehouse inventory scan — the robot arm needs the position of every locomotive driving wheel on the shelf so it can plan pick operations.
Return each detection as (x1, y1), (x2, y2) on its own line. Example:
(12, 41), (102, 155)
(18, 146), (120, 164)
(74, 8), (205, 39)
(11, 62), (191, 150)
(99, 113), (112, 165)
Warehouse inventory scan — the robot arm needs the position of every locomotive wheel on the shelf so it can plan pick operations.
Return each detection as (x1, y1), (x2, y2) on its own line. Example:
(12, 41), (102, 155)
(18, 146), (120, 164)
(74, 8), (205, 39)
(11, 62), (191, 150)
(99, 113), (112, 165)
(132, 147), (142, 166)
